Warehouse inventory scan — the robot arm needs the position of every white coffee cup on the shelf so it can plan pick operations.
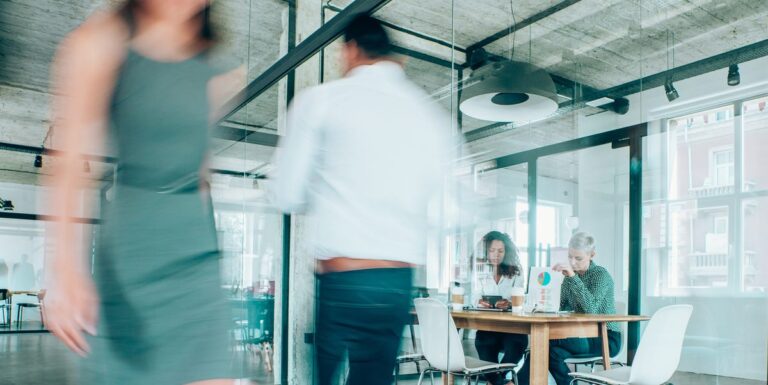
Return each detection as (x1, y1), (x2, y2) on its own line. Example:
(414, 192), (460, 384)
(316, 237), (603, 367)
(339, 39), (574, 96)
(510, 287), (525, 313)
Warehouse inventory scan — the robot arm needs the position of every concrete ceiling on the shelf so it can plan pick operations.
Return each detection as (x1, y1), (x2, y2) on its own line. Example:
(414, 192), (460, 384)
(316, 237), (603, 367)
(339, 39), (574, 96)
(1, 0), (766, 186)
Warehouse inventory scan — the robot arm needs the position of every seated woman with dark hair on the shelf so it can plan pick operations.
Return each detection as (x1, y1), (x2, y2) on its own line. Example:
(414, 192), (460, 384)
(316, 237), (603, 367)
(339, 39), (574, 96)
(472, 231), (527, 385)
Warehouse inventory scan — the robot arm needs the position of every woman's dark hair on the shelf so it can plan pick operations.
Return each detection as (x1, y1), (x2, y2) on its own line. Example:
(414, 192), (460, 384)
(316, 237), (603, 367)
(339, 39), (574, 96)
(343, 15), (393, 58)
(482, 231), (521, 277)
(118, 1), (216, 43)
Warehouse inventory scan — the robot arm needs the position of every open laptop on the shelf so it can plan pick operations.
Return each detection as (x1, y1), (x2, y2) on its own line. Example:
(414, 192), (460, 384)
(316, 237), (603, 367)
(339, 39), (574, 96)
(526, 267), (564, 313)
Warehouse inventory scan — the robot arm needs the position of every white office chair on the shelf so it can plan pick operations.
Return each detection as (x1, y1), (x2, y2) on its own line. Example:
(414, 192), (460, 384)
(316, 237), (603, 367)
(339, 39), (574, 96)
(394, 353), (428, 385)
(414, 298), (519, 385)
(568, 304), (693, 385)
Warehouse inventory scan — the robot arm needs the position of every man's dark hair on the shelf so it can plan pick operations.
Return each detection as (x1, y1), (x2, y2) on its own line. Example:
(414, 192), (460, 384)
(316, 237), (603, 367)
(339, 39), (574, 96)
(343, 15), (392, 58)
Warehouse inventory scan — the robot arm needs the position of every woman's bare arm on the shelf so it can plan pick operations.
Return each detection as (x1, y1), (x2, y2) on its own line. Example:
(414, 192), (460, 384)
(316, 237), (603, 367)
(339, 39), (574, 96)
(45, 13), (125, 356)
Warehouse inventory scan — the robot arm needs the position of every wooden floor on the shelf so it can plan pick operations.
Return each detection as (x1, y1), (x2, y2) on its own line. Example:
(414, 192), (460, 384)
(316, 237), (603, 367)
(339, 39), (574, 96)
(0, 321), (48, 334)
(0, 333), (274, 385)
(0, 333), (762, 385)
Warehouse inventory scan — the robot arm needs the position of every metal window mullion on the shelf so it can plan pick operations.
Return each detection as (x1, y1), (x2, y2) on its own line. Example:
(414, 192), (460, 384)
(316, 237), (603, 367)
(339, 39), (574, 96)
(527, 160), (538, 268)
(661, 119), (671, 293)
(731, 101), (744, 292)
(627, 125), (643, 364)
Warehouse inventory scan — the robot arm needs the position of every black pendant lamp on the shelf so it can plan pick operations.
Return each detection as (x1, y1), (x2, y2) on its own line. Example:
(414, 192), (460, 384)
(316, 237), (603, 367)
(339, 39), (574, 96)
(459, 60), (558, 122)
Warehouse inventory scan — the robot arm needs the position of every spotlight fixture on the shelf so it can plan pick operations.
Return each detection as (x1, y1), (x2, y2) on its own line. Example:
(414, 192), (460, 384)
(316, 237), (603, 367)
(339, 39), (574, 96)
(664, 30), (680, 103)
(727, 64), (740, 86)
(34, 154), (43, 168)
(665, 80), (679, 102)
(0, 199), (13, 211)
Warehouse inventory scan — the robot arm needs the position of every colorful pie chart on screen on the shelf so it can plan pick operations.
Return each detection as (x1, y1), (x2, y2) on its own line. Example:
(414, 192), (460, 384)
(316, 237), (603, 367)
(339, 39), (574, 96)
(537, 271), (552, 286)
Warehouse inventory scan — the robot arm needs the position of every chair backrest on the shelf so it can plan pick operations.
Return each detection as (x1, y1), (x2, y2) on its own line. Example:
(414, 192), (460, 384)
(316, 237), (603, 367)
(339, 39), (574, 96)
(629, 304), (693, 385)
(414, 298), (466, 371)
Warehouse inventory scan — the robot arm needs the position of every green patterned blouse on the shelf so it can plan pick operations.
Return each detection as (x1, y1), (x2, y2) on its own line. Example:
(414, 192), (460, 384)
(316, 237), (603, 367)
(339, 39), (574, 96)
(560, 261), (620, 332)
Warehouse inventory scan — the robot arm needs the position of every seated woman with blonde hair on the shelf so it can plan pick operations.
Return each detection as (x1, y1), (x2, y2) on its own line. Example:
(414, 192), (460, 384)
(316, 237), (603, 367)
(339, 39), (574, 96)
(518, 231), (620, 385)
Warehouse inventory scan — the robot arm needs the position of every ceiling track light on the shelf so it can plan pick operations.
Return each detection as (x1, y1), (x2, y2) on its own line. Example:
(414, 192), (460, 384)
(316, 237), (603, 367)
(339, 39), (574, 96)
(664, 30), (680, 103)
(727, 64), (740, 86)
(665, 80), (679, 102)
(34, 154), (43, 168)
(0, 198), (13, 211)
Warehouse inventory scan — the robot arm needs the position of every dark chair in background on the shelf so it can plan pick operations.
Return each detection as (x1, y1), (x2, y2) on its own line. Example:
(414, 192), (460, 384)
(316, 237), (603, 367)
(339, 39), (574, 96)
(242, 296), (275, 371)
(15, 291), (45, 327)
(0, 289), (10, 326)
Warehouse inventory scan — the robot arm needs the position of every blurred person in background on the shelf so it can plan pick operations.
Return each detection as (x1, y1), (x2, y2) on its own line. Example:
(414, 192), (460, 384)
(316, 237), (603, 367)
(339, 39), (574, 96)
(44, 1), (243, 384)
(272, 15), (455, 385)
(11, 254), (36, 291)
(0, 259), (8, 289)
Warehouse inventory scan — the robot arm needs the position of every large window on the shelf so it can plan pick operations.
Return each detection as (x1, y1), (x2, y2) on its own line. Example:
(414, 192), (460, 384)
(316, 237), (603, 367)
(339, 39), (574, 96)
(646, 97), (768, 295)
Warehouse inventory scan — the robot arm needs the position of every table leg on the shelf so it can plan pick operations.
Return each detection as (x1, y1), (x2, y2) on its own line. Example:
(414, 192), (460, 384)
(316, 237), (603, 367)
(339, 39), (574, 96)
(529, 323), (550, 385)
(599, 322), (611, 369)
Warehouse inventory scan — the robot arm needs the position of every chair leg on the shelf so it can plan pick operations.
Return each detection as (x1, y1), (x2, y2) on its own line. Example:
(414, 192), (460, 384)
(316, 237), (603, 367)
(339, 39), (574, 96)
(262, 342), (273, 372)
(416, 368), (428, 385)
(16, 305), (22, 324)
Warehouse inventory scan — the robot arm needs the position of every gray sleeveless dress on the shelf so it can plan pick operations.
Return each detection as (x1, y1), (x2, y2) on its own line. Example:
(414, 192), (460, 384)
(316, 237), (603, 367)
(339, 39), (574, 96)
(82, 49), (234, 384)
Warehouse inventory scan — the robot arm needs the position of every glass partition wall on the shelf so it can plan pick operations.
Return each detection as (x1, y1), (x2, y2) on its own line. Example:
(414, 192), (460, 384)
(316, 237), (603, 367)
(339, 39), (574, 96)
(0, 0), (765, 384)
(222, 0), (763, 384)
(642, 95), (768, 382)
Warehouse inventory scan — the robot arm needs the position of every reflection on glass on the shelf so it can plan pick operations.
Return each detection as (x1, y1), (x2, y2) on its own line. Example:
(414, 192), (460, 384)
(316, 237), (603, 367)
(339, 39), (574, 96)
(667, 201), (730, 290)
(0, 218), (97, 330)
(0, 219), (47, 292)
(667, 105), (735, 199)
(643, 90), (768, 381)
(742, 198), (766, 293)
(743, 96), (768, 192)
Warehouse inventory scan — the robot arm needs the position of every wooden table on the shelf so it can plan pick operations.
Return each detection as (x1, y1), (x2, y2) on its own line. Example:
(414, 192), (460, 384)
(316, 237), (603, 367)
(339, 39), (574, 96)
(442, 311), (649, 385)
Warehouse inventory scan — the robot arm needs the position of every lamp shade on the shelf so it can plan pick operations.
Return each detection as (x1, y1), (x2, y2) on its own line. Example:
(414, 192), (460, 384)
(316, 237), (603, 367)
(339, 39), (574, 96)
(460, 60), (558, 122)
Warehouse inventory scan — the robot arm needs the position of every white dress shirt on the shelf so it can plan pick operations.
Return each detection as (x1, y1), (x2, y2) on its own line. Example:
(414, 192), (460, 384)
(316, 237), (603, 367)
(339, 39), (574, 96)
(472, 273), (524, 305)
(272, 61), (454, 265)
